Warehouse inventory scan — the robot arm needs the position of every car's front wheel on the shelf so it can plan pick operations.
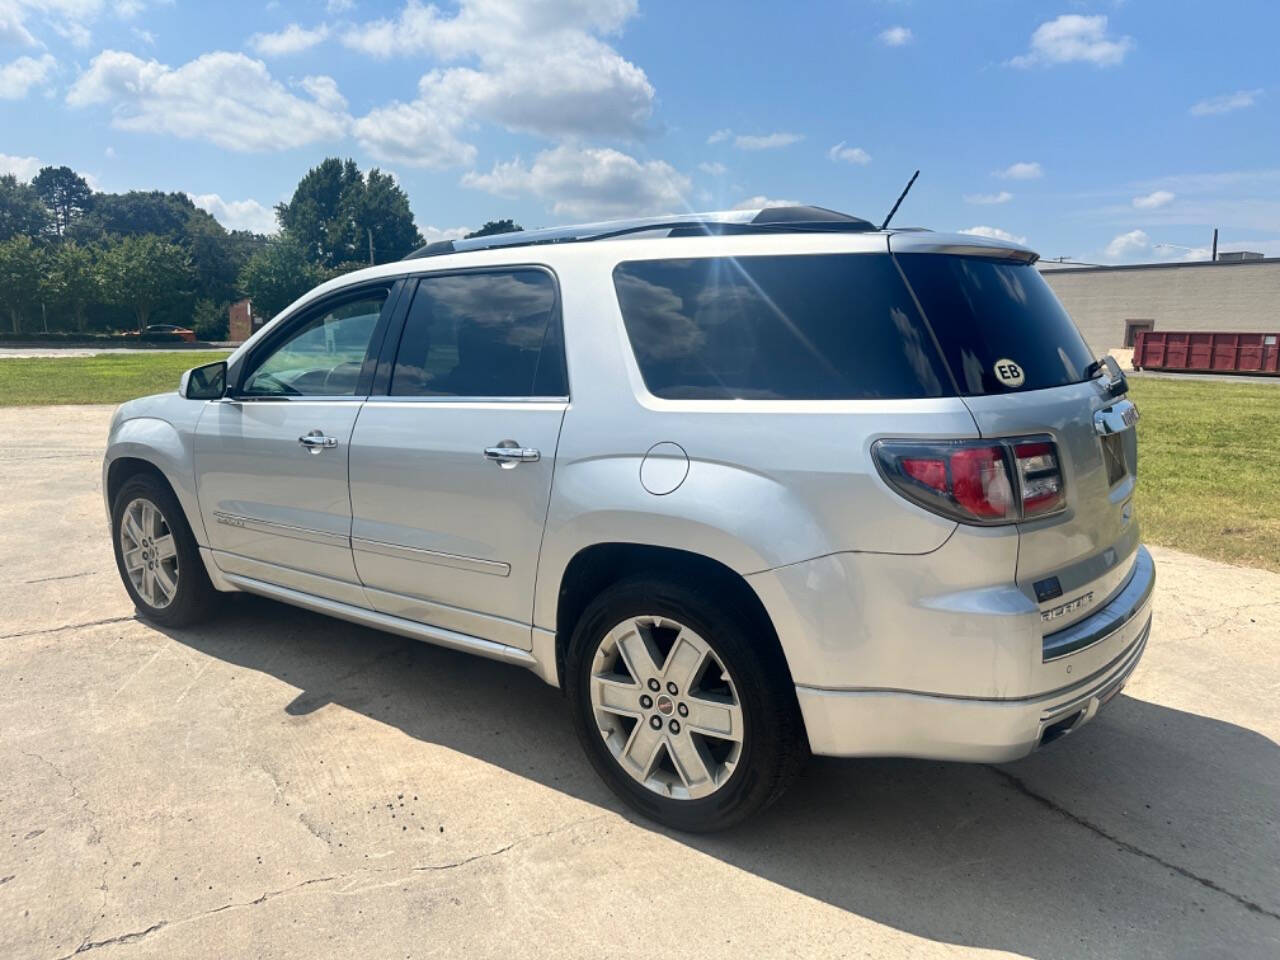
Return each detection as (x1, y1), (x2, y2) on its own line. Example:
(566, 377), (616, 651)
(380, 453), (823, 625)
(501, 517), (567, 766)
(566, 577), (806, 832)
(111, 473), (215, 628)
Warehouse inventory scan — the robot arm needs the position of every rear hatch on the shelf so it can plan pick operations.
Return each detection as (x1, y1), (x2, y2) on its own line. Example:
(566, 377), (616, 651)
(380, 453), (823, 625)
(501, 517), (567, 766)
(891, 241), (1141, 634)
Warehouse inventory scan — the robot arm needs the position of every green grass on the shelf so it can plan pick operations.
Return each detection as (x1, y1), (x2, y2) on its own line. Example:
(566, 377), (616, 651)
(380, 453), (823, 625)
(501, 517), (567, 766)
(1128, 377), (1280, 573)
(0, 351), (230, 406)
(1, 353), (1277, 571)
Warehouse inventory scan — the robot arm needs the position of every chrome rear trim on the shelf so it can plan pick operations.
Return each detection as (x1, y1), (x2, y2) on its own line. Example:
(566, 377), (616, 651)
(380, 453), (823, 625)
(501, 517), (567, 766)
(1043, 546), (1155, 661)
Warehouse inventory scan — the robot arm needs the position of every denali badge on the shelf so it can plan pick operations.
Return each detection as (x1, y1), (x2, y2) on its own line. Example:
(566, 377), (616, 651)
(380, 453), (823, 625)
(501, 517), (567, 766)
(1041, 591), (1095, 623)
(993, 358), (1025, 388)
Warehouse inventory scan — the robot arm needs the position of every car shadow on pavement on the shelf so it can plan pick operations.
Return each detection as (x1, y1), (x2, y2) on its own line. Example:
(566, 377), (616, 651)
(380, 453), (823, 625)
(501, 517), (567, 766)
(158, 595), (1280, 959)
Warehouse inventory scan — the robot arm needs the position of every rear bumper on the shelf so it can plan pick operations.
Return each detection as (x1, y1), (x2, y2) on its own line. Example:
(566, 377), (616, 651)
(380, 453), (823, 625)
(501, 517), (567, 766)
(795, 547), (1154, 761)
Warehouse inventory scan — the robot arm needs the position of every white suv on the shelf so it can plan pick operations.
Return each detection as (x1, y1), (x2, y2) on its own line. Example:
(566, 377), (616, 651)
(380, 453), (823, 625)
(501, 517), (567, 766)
(104, 206), (1154, 831)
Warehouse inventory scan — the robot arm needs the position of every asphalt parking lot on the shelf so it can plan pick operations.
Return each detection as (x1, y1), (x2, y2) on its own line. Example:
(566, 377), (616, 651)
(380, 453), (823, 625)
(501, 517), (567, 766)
(2, 405), (1278, 960)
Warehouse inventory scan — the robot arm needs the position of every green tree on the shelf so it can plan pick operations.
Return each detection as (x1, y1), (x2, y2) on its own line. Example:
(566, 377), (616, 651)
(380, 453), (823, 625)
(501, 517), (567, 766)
(32, 166), (94, 237)
(0, 174), (50, 242)
(238, 235), (323, 320)
(0, 234), (47, 333)
(276, 158), (422, 267)
(465, 219), (523, 239)
(98, 234), (192, 333)
(69, 190), (193, 243)
(191, 298), (229, 341)
(42, 241), (100, 331)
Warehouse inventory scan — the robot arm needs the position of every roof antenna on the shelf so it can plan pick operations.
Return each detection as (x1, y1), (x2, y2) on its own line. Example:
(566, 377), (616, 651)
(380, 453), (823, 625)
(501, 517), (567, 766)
(879, 170), (920, 231)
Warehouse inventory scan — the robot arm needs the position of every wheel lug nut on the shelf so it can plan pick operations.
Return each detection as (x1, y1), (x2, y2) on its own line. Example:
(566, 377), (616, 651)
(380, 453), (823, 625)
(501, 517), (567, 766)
(647, 678), (660, 692)
(677, 703), (688, 717)
(666, 681), (678, 695)
(639, 694), (653, 709)
(649, 715), (662, 730)
(668, 720), (681, 734)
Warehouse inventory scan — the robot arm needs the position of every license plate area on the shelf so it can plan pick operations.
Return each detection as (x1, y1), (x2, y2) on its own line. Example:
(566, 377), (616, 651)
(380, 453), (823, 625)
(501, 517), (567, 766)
(1100, 432), (1128, 486)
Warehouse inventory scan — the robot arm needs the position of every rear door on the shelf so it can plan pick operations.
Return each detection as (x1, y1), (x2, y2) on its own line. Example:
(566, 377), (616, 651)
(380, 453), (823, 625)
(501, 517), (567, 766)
(892, 247), (1141, 628)
(347, 268), (568, 650)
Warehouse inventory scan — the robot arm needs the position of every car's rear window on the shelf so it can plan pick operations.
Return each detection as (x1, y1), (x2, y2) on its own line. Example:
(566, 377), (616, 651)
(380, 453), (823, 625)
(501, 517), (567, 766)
(612, 254), (948, 400)
(894, 253), (1095, 395)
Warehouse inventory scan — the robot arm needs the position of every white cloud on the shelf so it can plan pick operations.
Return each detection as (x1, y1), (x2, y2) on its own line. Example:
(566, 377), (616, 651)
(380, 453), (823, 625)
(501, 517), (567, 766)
(706, 128), (731, 144)
(344, 0), (652, 158)
(1008, 15), (1132, 69)
(733, 195), (799, 211)
(1132, 190), (1175, 210)
(417, 224), (472, 245)
(827, 141), (871, 165)
(734, 131), (803, 151)
(131, 26), (154, 44)
(462, 144), (690, 221)
(192, 193), (278, 234)
(0, 152), (43, 180)
(878, 26), (913, 47)
(698, 161), (726, 176)
(66, 50), (349, 152)
(2, 0), (164, 50)
(995, 161), (1042, 180)
(964, 191), (1013, 205)
(0, 53), (55, 99)
(1105, 229), (1150, 259)
(1190, 89), (1263, 117)
(249, 23), (330, 57)
(959, 225), (1029, 245)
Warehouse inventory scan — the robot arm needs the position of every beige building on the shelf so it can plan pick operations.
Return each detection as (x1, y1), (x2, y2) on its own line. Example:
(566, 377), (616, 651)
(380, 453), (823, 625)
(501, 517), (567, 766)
(1039, 257), (1280, 354)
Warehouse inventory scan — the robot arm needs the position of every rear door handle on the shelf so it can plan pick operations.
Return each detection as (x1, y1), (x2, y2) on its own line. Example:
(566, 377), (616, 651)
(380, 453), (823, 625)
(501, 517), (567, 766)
(484, 442), (540, 468)
(299, 431), (339, 453)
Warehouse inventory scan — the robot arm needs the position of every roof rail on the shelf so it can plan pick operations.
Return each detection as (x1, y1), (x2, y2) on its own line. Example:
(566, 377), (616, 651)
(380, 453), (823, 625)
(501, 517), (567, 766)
(402, 205), (876, 260)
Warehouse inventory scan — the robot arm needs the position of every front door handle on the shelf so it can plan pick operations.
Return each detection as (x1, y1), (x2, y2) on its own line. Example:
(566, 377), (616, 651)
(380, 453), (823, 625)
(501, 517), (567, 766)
(484, 441), (540, 468)
(299, 431), (339, 454)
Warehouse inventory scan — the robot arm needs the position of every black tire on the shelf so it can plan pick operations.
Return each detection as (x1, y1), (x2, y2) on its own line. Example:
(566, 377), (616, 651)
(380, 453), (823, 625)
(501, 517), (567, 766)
(566, 576), (806, 832)
(111, 472), (217, 628)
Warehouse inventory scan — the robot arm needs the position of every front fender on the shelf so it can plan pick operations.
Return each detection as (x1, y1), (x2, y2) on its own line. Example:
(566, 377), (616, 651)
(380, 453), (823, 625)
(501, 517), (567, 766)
(104, 409), (207, 544)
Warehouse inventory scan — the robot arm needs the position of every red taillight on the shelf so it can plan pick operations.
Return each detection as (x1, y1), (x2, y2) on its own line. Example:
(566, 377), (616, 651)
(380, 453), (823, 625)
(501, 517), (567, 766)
(950, 445), (1012, 518)
(874, 436), (1064, 525)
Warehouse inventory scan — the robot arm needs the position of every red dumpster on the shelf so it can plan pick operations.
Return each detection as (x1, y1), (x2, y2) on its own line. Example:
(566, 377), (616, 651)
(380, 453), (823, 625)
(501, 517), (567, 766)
(1133, 331), (1280, 376)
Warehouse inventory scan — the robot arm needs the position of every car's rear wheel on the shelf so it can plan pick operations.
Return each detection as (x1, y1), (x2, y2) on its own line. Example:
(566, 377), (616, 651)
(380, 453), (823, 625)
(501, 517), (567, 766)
(566, 577), (806, 831)
(111, 473), (215, 628)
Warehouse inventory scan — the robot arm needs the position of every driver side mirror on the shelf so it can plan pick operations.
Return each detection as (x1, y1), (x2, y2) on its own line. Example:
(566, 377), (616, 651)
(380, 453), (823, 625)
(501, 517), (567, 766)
(179, 360), (227, 400)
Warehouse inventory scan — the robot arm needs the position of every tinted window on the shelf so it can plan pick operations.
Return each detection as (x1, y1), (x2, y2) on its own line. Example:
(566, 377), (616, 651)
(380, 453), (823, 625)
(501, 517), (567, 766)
(613, 254), (947, 400)
(895, 254), (1095, 395)
(390, 270), (566, 397)
(242, 291), (386, 396)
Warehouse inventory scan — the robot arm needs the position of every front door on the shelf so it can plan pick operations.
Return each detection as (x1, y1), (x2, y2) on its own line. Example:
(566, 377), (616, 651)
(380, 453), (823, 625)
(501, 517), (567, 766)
(348, 268), (568, 649)
(195, 283), (396, 605)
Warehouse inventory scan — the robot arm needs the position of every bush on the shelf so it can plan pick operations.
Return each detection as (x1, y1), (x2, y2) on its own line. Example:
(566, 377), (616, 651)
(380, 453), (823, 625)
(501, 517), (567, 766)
(192, 299), (229, 341)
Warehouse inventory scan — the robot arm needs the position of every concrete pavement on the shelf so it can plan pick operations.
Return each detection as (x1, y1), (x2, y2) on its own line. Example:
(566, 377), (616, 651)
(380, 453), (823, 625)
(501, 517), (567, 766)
(1, 405), (1278, 959)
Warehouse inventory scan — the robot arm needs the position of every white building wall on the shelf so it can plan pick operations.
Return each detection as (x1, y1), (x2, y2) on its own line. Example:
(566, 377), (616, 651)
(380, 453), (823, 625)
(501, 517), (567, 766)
(1040, 260), (1280, 353)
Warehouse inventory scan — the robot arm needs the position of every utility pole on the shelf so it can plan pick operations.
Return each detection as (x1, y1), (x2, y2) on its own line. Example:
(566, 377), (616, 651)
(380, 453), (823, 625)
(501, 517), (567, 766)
(1211, 228), (1218, 262)
(368, 227), (375, 265)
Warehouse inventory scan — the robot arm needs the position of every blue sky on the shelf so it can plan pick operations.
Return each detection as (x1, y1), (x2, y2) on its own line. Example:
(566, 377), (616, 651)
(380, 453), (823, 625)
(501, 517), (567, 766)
(2, 0), (1276, 262)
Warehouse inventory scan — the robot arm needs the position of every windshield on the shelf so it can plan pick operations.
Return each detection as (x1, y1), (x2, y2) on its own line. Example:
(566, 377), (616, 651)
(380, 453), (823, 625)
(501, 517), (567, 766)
(895, 253), (1096, 395)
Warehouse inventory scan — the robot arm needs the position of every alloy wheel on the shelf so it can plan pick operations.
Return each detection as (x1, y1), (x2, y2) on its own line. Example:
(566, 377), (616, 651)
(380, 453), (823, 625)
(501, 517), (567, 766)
(589, 615), (744, 800)
(119, 497), (179, 609)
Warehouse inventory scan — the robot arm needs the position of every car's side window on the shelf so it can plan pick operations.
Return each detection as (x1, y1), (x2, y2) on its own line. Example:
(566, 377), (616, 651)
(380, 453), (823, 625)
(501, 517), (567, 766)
(389, 270), (566, 398)
(241, 290), (389, 397)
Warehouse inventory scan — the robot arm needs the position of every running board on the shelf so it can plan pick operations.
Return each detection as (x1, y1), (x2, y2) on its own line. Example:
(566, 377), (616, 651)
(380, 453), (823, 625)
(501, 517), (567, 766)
(220, 572), (540, 672)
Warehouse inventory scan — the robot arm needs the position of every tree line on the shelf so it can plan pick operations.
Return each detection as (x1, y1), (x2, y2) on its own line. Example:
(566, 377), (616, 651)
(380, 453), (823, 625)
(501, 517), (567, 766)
(0, 158), (521, 339)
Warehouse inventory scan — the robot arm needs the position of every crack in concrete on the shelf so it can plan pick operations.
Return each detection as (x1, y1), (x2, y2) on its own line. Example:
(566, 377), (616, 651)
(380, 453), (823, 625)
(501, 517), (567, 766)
(0, 615), (134, 640)
(49, 813), (611, 958)
(990, 767), (1280, 923)
(21, 571), (97, 585)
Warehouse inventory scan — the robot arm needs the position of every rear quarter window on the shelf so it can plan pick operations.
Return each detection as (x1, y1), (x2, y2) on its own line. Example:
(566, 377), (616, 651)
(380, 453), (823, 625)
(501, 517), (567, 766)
(894, 254), (1095, 395)
(612, 254), (948, 400)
